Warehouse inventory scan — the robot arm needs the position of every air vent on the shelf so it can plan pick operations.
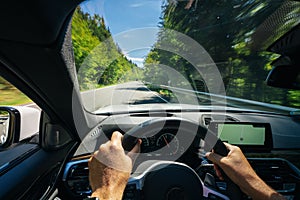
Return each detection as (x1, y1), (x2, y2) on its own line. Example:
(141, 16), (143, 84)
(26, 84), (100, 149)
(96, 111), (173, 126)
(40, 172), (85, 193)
(65, 161), (91, 196)
(249, 159), (300, 192)
(69, 164), (89, 178)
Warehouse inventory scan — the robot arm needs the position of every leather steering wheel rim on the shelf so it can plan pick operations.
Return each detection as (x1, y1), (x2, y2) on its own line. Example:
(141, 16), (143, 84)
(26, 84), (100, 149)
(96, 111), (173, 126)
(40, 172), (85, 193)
(122, 117), (228, 156)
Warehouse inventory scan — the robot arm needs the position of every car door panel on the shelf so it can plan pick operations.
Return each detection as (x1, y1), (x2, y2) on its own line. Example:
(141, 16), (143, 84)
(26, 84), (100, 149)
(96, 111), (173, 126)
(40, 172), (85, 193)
(0, 142), (76, 200)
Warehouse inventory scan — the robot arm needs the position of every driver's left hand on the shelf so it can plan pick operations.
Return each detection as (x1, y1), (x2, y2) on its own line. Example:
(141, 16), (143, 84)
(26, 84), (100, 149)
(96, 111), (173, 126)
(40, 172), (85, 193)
(88, 131), (141, 200)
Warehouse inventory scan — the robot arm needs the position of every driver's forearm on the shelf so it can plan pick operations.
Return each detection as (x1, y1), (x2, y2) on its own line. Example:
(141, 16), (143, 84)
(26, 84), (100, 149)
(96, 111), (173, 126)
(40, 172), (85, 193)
(90, 174), (128, 200)
(242, 174), (286, 200)
(91, 187), (125, 200)
(90, 167), (130, 200)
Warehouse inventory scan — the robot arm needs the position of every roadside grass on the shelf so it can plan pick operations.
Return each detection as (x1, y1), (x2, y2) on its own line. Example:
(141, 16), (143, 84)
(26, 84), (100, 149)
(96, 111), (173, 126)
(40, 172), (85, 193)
(0, 87), (32, 105)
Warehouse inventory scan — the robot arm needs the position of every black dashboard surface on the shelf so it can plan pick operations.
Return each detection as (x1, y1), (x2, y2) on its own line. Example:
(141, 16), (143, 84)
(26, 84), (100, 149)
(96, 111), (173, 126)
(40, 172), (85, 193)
(75, 111), (300, 156)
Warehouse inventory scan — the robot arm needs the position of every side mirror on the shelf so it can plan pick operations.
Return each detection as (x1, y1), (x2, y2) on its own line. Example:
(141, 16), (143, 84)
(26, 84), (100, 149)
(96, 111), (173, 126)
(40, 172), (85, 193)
(0, 106), (40, 149)
(266, 65), (300, 90)
(0, 111), (10, 144)
(0, 107), (21, 148)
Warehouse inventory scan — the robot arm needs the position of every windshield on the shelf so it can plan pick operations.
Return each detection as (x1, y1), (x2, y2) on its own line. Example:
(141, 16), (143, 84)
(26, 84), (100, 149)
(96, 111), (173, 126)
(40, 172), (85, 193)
(73, 0), (300, 115)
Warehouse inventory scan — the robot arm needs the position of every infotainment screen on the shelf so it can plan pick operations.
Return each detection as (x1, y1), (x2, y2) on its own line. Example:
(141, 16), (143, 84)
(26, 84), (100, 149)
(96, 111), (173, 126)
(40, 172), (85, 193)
(208, 122), (273, 152)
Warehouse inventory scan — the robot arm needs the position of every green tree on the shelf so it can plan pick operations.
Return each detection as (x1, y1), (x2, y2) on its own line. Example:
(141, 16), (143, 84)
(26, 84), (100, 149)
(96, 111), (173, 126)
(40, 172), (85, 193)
(72, 7), (143, 90)
(72, 8), (100, 70)
(144, 0), (300, 108)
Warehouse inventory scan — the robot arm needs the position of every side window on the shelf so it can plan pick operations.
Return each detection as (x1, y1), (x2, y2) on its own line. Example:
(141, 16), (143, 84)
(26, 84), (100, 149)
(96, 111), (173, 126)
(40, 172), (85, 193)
(0, 76), (40, 149)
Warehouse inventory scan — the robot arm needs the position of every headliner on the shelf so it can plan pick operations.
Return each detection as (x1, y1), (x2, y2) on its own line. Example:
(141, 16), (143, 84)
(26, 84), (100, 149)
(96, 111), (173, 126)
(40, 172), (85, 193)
(0, 0), (83, 45)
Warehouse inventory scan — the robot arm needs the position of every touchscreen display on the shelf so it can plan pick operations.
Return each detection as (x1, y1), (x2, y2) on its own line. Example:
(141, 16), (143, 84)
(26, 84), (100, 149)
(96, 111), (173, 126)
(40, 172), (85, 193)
(208, 122), (272, 151)
(216, 124), (265, 145)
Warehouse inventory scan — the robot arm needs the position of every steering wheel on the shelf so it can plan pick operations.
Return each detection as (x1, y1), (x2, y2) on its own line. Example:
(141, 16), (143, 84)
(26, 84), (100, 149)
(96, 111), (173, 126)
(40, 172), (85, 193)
(122, 117), (242, 200)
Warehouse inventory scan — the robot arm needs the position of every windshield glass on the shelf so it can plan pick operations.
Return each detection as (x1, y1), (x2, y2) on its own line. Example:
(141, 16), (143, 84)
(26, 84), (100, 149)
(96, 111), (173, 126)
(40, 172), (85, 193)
(73, 0), (300, 115)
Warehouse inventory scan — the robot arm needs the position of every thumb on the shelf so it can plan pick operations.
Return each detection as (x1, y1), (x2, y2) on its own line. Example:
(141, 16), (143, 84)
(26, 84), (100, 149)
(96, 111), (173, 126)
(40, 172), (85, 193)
(206, 151), (224, 165)
(127, 139), (141, 163)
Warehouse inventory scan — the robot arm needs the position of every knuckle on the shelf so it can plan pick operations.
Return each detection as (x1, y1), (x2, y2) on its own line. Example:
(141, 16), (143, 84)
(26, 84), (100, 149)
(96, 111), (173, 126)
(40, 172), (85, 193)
(235, 146), (241, 152)
(232, 145), (240, 151)
(109, 143), (121, 152)
(99, 143), (107, 151)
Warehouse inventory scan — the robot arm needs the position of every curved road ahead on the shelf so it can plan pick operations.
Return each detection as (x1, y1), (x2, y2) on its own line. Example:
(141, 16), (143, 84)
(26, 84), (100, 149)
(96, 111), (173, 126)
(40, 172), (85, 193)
(81, 81), (168, 112)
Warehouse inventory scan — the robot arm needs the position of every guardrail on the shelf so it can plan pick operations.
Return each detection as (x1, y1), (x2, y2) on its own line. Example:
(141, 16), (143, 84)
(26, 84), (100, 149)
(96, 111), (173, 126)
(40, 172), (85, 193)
(79, 81), (299, 115)
(144, 82), (299, 115)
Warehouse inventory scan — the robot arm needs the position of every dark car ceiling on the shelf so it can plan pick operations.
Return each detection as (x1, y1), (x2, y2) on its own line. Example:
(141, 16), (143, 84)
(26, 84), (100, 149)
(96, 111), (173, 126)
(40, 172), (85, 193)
(0, 0), (83, 45)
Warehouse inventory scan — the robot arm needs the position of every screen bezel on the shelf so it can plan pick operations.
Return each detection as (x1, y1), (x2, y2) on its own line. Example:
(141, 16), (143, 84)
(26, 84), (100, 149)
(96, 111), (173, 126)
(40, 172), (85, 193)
(208, 122), (273, 152)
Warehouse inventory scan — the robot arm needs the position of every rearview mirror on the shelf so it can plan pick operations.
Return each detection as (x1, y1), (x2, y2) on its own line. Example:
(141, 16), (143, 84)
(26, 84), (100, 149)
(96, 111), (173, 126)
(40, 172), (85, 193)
(266, 65), (300, 90)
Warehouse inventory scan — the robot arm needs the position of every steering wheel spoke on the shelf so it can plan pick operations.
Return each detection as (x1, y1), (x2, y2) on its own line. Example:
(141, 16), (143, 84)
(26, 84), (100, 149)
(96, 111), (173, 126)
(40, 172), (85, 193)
(124, 160), (231, 200)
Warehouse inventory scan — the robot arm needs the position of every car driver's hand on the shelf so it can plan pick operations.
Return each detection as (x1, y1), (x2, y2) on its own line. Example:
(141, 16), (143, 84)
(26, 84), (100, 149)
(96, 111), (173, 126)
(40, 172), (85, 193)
(88, 131), (141, 200)
(206, 143), (256, 190)
(206, 143), (285, 200)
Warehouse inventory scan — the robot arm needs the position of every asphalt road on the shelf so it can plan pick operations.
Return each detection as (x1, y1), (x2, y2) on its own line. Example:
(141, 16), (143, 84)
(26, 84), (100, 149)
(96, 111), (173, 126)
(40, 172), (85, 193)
(81, 81), (168, 112)
(18, 81), (166, 112)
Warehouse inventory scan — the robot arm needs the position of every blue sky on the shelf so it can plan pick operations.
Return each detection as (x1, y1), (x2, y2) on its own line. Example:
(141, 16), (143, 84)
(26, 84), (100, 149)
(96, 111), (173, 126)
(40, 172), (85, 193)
(81, 0), (163, 67)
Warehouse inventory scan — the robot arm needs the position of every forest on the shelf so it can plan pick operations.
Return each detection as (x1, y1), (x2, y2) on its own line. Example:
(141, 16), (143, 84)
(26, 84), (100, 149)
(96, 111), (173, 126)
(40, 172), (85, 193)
(143, 0), (300, 108)
(72, 7), (143, 90)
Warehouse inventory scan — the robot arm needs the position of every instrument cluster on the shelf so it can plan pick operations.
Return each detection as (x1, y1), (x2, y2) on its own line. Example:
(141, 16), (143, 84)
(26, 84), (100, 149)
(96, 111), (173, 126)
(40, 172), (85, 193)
(140, 131), (185, 157)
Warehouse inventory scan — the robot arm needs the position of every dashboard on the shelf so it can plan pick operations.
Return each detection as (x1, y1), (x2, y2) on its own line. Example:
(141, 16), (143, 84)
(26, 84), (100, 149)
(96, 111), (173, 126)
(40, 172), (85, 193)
(59, 111), (300, 199)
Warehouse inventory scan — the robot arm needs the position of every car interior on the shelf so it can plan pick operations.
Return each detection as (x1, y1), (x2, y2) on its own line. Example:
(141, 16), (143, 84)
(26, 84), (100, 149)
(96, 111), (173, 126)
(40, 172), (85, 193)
(0, 0), (300, 200)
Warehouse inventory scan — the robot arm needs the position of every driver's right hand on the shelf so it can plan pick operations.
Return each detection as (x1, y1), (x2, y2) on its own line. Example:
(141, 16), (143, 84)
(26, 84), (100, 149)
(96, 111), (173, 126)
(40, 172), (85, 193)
(206, 143), (286, 200)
